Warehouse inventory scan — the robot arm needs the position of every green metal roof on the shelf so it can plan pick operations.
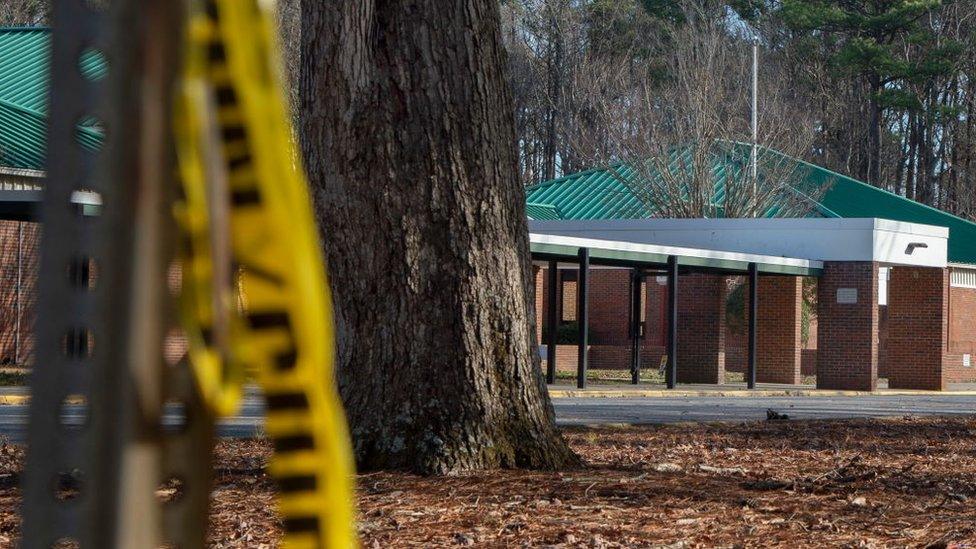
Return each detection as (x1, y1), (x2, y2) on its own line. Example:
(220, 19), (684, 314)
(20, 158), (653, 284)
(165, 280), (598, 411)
(526, 143), (976, 265)
(0, 27), (106, 170)
(525, 202), (563, 220)
(525, 165), (647, 220)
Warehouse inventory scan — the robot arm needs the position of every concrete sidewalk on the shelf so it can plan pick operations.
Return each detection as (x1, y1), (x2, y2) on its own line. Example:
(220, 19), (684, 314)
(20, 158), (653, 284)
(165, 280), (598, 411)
(2, 382), (975, 406)
(0, 386), (28, 405)
(546, 381), (976, 398)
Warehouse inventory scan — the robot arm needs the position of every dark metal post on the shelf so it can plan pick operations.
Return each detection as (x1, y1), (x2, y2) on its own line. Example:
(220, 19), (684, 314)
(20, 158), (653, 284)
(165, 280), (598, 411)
(576, 248), (590, 389)
(666, 256), (678, 389)
(546, 260), (558, 384)
(747, 262), (758, 389)
(630, 269), (642, 384)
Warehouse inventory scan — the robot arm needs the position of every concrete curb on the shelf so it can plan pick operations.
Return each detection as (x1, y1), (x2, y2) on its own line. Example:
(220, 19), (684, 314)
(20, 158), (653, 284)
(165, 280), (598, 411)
(547, 388), (976, 398)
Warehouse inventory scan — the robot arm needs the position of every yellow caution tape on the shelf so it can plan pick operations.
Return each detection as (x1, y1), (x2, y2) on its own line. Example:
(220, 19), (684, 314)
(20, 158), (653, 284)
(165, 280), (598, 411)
(174, 0), (357, 547)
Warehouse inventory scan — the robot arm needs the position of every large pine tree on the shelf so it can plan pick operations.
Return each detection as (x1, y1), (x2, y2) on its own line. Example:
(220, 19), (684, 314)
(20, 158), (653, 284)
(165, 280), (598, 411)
(780, 0), (952, 187)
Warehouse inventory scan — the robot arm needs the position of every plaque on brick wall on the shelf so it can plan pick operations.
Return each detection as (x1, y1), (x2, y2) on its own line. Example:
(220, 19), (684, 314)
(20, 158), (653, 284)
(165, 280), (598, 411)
(836, 288), (858, 304)
(965, 354), (972, 368)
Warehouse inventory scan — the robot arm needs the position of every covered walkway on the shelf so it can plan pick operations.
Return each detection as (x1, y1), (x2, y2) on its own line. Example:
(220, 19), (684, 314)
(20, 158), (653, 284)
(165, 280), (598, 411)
(530, 229), (822, 390)
(530, 218), (963, 392)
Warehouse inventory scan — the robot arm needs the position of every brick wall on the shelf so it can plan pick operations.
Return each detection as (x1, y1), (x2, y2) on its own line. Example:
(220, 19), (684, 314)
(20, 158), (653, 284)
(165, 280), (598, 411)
(755, 276), (802, 384)
(949, 285), (976, 355)
(801, 350), (817, 376)
(947, 285), (976, 383)
(535, 266), (667, 371)
(676, 273), (727, 384)
(0, 225), (190, 369)
(540, 344), (585, 373)
(803, 315), (818, 376)
(887, 267), (949, 390)
(532, 266), (807, 386)
(877, 305), (889, 377)
(0, 220), (39, 366)
(816, 262), (878, 391)
(725, 345), (747, 373)
(644, 277), (668, 347)
(534, 266), (544, 344)
(539, 344), (670, 377)
(587, 269), (633, 345)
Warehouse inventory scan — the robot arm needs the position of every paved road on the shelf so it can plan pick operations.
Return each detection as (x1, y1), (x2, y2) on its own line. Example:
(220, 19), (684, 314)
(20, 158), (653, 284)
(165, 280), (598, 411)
(553, 394), (976, 425)
(1, 394), (975, 441)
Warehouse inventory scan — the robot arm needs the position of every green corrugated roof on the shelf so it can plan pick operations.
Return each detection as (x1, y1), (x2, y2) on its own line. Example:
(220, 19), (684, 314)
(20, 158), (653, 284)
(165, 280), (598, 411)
(526, 143), (976, 265)
(525, 202), (563, 220)
(0, 27), (105, 170)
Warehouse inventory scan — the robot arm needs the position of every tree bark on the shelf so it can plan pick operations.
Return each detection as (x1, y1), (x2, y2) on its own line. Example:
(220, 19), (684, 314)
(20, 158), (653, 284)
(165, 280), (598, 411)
(299, 0), (577, 474)
(867, 74), (882, 187)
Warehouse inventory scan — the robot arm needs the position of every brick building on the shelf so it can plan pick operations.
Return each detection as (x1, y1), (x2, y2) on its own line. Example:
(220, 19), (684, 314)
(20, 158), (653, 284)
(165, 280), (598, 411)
(0, 28), (102, 365)
(526, 174), (976, 392)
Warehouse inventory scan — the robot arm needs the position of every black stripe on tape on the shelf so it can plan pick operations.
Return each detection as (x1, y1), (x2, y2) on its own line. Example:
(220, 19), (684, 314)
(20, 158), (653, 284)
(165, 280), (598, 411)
(231, 188), (261, 205)
(283, 516), (320, 534)
(275, 349), (298, 371)
(265, 392), (309, 410)
(221, 124), (246, 142)
(246, 311), (289, 330)
(215, 85), (237, 107)
(227, 152), (252, 171)
(273, 434), (315, 453)
(277, 475), (317, 493)
(200, 326), (214, 346)
(207, 42), (226, 63)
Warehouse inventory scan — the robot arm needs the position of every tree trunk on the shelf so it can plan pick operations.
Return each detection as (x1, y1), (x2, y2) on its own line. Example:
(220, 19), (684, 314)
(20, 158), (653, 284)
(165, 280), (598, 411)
(867, 74), (882, 186)
(542, 6), (563, 182)
(299, 0), (577, 474)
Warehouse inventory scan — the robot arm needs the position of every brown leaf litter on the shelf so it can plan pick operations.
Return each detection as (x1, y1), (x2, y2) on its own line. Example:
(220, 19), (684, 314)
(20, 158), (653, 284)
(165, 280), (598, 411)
(0, 417), (974, 547)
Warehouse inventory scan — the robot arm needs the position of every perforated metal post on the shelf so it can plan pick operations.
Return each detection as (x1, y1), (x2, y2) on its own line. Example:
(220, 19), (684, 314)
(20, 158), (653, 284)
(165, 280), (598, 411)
(21, 1), (114, 546)
(22, 2), (212, 548)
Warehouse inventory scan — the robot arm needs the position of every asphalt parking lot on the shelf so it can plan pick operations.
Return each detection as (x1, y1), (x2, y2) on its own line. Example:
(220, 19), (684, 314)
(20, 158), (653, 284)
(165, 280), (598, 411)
(551, 393), (976, 425)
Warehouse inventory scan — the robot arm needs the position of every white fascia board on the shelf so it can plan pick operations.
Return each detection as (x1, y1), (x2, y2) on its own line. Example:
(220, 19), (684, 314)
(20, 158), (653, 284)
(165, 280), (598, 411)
(872, 224), (947, 268)
(870, 218), (949, 238)
(529, 232), (821, 271)
(0, 167), (45, 178)
(528, 218), (948, 268)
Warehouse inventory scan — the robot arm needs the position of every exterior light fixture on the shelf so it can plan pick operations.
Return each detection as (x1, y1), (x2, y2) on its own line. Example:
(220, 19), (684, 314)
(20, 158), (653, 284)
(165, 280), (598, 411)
(905, 242), (929, 255)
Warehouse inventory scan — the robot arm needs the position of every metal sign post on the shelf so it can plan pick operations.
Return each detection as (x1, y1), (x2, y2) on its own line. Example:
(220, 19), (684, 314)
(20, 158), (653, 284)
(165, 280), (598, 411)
(21, 2), (213, 548)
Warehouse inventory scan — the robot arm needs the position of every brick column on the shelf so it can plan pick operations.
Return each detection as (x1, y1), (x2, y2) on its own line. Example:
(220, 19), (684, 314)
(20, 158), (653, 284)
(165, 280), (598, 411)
(816, 262), (879, 391)
(677, 273), (727, 384)
(755, 276), (803, 384)
(887, 267), (949, 390)
(534, 266), (544, 345)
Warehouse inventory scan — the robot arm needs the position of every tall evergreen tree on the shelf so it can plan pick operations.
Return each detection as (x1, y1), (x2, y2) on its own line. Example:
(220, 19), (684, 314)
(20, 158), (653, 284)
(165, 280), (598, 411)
(779, 0), (954, 187)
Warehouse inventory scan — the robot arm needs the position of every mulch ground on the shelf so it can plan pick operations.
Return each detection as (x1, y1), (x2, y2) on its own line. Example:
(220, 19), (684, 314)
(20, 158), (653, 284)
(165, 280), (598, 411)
(1, 416), (976, 547)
